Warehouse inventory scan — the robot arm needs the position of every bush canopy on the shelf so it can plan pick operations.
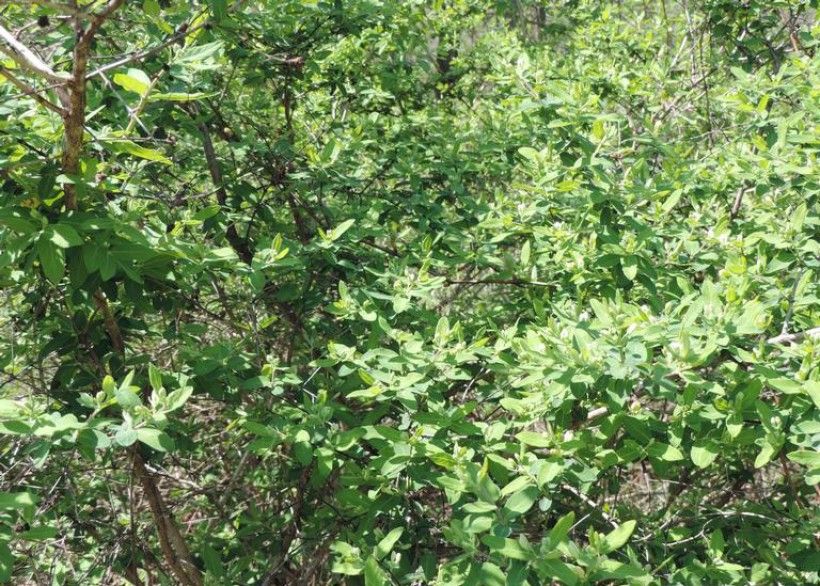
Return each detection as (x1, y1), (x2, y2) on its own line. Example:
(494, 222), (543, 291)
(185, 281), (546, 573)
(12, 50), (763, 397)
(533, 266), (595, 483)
(0, 1), (818, 584)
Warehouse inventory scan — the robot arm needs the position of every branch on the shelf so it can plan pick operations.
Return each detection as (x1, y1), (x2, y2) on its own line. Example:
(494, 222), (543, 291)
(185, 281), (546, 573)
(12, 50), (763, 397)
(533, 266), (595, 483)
(186, 103), (255, 264)
(124, 69), (163, 134)
(132, 449), (204, 586)
(0, 22), (71, 83)
(444, 278), (552, 287)
(92, 290), (203, 586)
(85, 15), (209, 80)
(85, 0), (251, 80)
(0, 65), (66, 115)
(766, 327), (820, 345)
(730, 183), (751, 220)
(92, 291), (124, 354)
(79, 0), (125, 49)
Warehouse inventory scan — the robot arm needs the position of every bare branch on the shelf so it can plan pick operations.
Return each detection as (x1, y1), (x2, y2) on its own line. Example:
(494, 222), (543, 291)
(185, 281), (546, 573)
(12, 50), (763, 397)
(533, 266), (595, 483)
(0, 22), (71, 83)
(730, 183), (751, 220)
(766, 327), (820, 345)
(0, 65), (66, 115)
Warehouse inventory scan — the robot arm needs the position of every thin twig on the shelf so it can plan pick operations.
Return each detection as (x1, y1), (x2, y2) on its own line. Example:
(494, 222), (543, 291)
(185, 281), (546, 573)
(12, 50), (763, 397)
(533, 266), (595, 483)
(0, 22), (71, 83)
(85, 14), (209, 80)
(0, 65), (65, 115)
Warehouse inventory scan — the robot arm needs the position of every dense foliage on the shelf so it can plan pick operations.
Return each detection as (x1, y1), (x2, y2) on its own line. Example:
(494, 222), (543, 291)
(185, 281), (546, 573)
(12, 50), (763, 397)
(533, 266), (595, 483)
(1, 1), (818, 584)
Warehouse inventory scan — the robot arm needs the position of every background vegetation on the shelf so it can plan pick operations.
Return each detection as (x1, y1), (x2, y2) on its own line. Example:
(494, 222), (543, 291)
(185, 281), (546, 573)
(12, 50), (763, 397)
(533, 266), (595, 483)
(0, 0), (818, 584)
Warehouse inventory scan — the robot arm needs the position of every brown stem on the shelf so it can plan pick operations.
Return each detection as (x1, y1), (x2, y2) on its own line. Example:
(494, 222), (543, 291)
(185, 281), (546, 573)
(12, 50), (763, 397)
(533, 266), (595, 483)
(60, 0), (127, 210)
(132, 449), (203, 586)
(93, 291), (125, 355)
(730, 183), (750, 221)
(188, 104), (255, 264)
(56, 4), (202, 580)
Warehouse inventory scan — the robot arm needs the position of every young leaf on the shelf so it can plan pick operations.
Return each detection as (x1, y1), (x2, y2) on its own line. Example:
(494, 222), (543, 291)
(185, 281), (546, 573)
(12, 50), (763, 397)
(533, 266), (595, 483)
(115, 386), (142, 409)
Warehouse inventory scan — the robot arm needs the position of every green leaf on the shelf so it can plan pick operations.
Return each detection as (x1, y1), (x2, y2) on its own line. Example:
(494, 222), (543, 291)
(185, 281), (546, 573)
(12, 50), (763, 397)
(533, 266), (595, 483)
(805, 380), (820, 408)
(0, 400), (20, 417)
(19, 525), (58, 541)
(463, 501), (497, 513)
(0, 543), (11, 583)
(500, 476), (533, 497)
(647, 442), (684, 461)
(691, 443), (718, 468)
(0, 209), (37, 234)
(515, 431), (550, 448)
(518, 147), (540, 162)
(143, 0), (160, 17)
(622, 256), (638, 281)
(331, 219), (355, 241)
(148, 364), (163, 391)
(363, 556), (387, 586)
(0, 492), (37, 510)
(115, 427), (138, 447)
(201, 544), (224, 578)
(754, 440), (778, 468)
(137, 428), (174, 452)
(602, 520), (637, 553)
(520, 239), (531, 266)
(503, 485), (539, 517)
(36, 240), (65, 284)
(548, 511), (575, 546)
(661, 189), (682, 212)
(175, 41), (223, 66)
(208, 0), (228, 21)
(115, 386), (142, 409)
(480, 535), (532, 561)
(113, 68), (151, 96)
(148, 91), (216, 102)
(540, 560), (579, 585)
(478, 562), (506, 586)
(47, 224), (83, 248)
(375, 527), (403, 560)
(104, 140), (171, 164)
(787, 450), (820, 467)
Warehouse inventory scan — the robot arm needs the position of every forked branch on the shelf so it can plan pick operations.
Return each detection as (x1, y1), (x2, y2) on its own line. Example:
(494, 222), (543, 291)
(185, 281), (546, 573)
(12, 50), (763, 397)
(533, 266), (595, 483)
(0, 22), (71, 83)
